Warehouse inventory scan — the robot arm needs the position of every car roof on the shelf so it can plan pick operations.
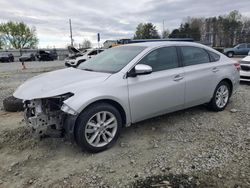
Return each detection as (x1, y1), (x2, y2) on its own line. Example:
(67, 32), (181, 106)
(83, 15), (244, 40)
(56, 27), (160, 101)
(124, 41), (207, 48)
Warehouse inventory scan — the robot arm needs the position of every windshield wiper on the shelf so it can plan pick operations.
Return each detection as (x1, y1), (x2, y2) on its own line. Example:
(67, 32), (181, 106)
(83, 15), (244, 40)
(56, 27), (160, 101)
(82, 68), (94, 71)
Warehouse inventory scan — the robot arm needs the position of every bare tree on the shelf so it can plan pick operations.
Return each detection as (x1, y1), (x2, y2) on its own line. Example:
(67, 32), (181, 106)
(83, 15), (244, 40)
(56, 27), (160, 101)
(82, 39), (92, 49)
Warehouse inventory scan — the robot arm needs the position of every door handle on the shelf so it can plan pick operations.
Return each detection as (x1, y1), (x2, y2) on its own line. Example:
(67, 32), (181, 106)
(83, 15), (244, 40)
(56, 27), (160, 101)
(212, 67), (219, 72)
(173, 74), (184, 81)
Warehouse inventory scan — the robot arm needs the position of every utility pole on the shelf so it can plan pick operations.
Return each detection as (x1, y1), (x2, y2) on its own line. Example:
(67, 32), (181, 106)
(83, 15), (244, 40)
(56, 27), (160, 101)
(69, 19), (73, 46)
(162, 20), (165, 39)
(97, 33), (100, 48)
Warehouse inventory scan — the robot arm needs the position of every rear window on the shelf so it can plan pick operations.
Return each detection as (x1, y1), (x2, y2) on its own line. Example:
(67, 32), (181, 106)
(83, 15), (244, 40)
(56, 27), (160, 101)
(207, 50), (220, 62)
(180, 46), (210, 66)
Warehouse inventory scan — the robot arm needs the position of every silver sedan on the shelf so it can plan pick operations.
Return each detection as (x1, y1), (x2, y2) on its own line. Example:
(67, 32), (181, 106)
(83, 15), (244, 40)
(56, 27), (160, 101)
(14, 42), (240, 152)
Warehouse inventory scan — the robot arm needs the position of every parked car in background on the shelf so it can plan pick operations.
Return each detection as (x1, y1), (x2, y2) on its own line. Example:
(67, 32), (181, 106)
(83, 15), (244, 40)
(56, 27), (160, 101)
(0, 53), (14, 62)
(64, 46), (87, 67)
(37, 50), (58, 61)
(224, 43), (250, 57)
(67, 46), (87, 58)
(19, 53), (36, 62)
(65, 48), (104, 67)
(14, 42), (240, 152)
(239, 54), (250, 81)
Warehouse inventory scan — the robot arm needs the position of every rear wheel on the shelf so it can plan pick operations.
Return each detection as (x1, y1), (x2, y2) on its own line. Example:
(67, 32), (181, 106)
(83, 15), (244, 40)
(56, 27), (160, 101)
(207, 81), (230, 111)
(75, 103), (122, 153)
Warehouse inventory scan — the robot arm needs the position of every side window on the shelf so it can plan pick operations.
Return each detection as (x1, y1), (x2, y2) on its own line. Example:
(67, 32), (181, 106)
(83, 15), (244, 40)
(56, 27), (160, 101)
(207, 50), (220, 62)
(238, 44), (246, 49)
(138, 47), (179, 72)
(247, 44), (250, 48)
(180, 46), (210, 66)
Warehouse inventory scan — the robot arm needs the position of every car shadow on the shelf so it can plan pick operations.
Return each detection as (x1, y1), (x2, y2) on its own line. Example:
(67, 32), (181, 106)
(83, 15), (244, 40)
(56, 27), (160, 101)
(240, 81), (250, 86)
(120, 104), (210, 139)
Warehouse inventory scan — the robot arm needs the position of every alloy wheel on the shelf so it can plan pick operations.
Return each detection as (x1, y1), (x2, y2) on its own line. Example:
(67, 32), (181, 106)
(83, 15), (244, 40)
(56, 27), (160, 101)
(84, 111), (118, 147)
(215, 85), (229, 108)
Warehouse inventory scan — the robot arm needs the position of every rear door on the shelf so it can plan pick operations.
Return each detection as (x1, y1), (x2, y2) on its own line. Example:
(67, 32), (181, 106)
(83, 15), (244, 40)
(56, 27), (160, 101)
(127, 46), (185, 123)
(179, 46), (219, 108)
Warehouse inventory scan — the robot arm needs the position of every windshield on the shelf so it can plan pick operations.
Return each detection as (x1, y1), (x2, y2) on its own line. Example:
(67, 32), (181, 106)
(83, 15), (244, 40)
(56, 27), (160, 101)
(78, 46), (146, 73)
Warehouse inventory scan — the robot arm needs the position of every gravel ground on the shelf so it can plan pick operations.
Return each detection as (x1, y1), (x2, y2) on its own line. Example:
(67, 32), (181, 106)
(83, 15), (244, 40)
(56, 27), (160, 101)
(0, 60), (64, 109)
(0, 60), (249, 187)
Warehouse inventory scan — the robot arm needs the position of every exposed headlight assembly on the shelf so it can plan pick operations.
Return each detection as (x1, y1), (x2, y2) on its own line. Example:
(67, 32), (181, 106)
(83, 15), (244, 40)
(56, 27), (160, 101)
(61, 103), (78, 115)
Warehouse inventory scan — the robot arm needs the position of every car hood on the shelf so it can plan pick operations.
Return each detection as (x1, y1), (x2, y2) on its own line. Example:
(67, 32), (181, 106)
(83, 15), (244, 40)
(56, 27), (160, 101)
(68, 46), (82, 54)
(14, 68), (111, 100)
(224, 47), (234, 52)
(241, 55), (250, 62)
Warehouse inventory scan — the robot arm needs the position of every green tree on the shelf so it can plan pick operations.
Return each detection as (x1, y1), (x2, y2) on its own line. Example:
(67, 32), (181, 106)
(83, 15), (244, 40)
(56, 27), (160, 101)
(169, 29), (180, 38)
(0, 21), (38, 49)
(134, 23), (160, 39)
(0, 36), (4, 49)
(169, 23), (201, 41)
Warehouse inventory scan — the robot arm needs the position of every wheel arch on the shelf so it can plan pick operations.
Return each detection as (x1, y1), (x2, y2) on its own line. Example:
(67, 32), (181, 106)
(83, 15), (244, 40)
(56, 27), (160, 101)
(219, 78), (233, 97)
(64, 98), (128, 143)
(80, 99), (127, 126)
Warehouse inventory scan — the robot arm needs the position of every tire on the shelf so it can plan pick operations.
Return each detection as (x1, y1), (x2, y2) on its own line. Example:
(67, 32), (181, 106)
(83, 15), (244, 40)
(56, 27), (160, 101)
(75, 103), (122, 153)
(227, 52), (234, 58)
(3, 96), (24, 112)
(207, 81), (231, 111)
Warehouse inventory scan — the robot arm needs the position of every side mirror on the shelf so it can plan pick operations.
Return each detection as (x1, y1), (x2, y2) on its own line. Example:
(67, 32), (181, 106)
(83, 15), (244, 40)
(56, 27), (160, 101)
(127, 64), (152, 77)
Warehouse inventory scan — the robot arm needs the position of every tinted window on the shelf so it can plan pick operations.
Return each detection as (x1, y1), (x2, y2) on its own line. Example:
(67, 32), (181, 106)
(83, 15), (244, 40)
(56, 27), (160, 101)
(138, 47), (179, 72)
(180, 46), (210, 66)
(207, 50), (220, 62)
(247, 44), (250, 48)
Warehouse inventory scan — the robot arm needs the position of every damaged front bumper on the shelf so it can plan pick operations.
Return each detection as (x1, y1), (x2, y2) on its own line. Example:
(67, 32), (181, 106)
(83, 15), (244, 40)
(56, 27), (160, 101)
(24, 94), (77, 137)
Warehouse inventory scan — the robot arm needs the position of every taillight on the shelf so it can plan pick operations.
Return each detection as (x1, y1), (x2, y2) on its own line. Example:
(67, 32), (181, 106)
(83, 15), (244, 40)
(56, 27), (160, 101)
(234, 62), (241, 71)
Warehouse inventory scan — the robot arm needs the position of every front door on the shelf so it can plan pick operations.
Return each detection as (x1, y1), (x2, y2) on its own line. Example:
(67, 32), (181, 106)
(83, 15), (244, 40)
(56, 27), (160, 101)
(127, 46), (185, 123)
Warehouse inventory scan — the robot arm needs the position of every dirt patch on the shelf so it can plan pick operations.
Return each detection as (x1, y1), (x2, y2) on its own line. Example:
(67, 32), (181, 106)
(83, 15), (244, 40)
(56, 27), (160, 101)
(132, 174), (200, 188)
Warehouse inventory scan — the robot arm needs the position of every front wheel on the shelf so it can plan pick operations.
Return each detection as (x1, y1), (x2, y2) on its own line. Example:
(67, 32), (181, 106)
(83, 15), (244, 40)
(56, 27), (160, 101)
(227, 52), (234, 58)
(75, 103), (122, 153)
(207, 81), (231, 111)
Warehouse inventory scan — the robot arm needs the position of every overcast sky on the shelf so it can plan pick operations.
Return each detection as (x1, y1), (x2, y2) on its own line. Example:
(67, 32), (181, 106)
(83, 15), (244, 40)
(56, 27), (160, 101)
(1, 0), (250, 48)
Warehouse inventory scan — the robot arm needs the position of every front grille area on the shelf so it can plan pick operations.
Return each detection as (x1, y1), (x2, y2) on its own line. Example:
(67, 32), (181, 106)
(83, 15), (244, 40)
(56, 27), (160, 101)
(240, 76), (250, 80)
(241, 65), (250, 71)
